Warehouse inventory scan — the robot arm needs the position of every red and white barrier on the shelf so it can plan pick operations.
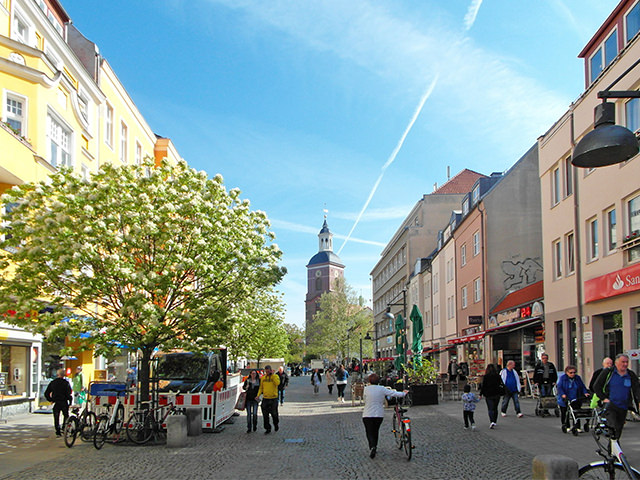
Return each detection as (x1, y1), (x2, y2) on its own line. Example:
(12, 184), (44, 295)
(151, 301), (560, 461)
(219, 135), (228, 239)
(214, 385), (238, 428)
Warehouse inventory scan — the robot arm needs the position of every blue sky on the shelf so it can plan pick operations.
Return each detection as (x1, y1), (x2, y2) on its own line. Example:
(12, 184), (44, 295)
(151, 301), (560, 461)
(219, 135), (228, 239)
(65, 0), (618, 328)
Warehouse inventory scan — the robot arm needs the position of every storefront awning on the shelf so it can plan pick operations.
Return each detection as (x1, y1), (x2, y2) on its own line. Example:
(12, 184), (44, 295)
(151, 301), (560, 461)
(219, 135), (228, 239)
(423, 344), (455, 354)
(448, 332), (486, 344)
(485, 317), (542, 334)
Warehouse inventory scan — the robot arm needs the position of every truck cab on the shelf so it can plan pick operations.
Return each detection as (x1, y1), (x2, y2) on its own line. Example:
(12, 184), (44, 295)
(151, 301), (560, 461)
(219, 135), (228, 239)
(153, 349), (226, 393)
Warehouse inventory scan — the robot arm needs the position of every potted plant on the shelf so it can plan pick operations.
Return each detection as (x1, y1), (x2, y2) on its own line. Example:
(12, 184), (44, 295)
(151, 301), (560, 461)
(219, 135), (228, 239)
(404, 358), (439, 405)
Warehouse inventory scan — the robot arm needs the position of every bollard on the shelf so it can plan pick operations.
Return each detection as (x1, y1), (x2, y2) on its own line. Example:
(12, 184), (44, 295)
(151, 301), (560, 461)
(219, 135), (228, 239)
(186, 408), (202, 436)
(166, 415), (188, 448)
(532, 455), (579, 480)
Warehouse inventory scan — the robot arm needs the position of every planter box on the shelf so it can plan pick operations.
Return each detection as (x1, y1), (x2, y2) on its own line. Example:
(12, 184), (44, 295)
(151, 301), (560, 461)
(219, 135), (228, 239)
(410, 383), (438, 405)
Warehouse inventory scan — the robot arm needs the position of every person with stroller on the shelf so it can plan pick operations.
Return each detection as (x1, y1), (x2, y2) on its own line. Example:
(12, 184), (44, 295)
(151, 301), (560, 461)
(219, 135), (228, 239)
(557, 365), (589, 432)
(533, 353), (558, 397)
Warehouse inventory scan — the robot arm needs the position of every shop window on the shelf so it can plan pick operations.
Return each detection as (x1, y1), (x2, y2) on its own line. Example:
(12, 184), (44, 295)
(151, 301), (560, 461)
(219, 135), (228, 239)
(569, 319), (577, 367)
(555, 321), (564, 371)
(0, 344), (29, 396)
(603, 312), (623, 360)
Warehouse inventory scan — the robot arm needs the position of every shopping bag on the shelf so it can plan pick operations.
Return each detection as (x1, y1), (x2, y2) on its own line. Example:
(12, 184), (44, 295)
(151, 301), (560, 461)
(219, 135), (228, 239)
(235, 391), (247, 410)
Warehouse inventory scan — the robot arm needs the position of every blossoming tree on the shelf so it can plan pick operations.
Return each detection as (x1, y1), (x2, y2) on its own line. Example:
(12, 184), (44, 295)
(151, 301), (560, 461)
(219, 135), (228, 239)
(0, 159), (285, 400)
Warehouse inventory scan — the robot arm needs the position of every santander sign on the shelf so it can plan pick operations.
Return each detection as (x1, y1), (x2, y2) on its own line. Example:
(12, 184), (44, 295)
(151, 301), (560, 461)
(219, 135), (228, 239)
(585, 262), (640, 303)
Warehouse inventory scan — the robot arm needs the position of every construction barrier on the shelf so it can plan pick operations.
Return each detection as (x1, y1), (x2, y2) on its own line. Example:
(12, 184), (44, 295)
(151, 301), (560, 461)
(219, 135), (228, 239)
(159, 393), (215, 430)
(214, 385), (238, 428)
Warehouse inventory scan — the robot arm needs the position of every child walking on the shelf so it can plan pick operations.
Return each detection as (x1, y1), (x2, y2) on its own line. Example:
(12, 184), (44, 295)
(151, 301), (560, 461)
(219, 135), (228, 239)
(461, 384), (479, 430)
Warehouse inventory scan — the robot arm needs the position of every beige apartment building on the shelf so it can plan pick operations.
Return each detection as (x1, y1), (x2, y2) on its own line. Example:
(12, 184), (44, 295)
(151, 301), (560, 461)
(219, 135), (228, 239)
(370, 169), (484, 359)
(539, 0), (640, 378)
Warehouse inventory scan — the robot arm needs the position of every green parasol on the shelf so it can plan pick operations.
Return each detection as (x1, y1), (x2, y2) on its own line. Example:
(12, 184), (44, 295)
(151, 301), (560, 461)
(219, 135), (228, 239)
(410, 304), (424, 367)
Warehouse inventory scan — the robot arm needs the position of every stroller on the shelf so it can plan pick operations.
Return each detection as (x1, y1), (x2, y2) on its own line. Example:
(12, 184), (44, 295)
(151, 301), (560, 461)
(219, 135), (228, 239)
(562, 398), (592, 436)
(533, 384), (559, 417)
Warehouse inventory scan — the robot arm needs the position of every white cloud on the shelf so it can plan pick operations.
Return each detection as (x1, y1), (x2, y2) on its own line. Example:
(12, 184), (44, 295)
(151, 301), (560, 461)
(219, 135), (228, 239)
(463, 0), (483, 31)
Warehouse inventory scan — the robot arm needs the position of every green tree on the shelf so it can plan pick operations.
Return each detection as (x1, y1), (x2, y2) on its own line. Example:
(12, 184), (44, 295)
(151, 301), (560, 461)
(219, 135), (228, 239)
(307, 277), (372, 363)
(283, 323), (305, 364)
(0, 159), (285, 400)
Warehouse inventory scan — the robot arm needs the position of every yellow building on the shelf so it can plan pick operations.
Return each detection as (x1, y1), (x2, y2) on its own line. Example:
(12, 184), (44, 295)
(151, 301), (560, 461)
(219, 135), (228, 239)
(0, 0), (182, 412)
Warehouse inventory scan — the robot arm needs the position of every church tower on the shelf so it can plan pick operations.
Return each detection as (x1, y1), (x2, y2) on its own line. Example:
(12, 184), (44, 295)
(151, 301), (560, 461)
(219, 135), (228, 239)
(305, 217), (345, 342)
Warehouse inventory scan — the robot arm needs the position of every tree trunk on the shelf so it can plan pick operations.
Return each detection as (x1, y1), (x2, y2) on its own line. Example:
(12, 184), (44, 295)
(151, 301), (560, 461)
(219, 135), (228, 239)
(139, 346), (153, 403)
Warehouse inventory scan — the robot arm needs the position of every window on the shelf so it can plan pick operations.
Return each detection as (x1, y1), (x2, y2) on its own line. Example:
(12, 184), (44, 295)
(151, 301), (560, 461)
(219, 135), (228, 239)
(11, 9), (33, 46)
(461, 286), (468, 309)
(588, 217), (599, 261)
(462, 198), (469, 216)
(432, 273), (439, 294)
(315, 277), (322, 291)
(4, 93), (26, 136)
(472, 185), (480, 204)
(626, 97), (640, 134)
(447, 296), (454, 319)
(553, 240), (562, 279)
(446, 259), (453, 283)
(556, 321), (565, 371)
(473, 278), (481, 303)
(473, 231), (480, 256)
(564, 157), (573, 197)
(566, 232), (575, 274)
(607, 208), (617, 252)
(433, 305), (439, 326)
(136, 141), (142, 165)
(105, 104), (114, 147)
(461, 245), (467, 266)
(47, 112), (72, 168)
(120, 122), (128, 164)
(629, 195), (640, 262)
(589, 30), (618, 84)
(626, 1), (640, 43)
(552, 167), (560, 205)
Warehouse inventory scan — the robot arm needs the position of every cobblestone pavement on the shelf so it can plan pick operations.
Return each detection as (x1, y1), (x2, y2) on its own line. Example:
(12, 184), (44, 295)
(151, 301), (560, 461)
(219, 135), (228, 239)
(2, 376), (640, 479)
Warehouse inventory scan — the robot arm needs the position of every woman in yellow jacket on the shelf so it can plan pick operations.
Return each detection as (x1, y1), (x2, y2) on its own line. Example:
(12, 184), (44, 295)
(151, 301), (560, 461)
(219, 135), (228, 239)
(257, 365), (280, 434)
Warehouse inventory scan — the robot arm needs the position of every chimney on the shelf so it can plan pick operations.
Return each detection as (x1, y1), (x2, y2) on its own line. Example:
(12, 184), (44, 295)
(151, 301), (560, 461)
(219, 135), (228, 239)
(447, 166), (450, 181)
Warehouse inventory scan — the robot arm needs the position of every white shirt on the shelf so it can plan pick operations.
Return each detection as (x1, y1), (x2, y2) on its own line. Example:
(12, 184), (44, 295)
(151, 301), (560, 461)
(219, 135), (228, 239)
(362, 385), (406, 418)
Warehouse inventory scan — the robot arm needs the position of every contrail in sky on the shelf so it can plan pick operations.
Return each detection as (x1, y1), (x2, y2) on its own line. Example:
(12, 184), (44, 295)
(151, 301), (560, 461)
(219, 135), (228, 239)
(337, 74), (439, 255)
(464, 0), (483, 31)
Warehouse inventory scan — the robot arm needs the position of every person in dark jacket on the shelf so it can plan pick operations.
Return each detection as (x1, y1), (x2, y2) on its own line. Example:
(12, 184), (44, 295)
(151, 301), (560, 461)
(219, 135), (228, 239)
(243, 370), (261, 433)
(479, 364), (503, 429)
(532, 353), (558, 397)
(44, 369), (72, 437)
(276, 366), (289, 406)
(593, 353), (640, 439)
(556, 365), (589, 430)
(589, 357), (613, 392)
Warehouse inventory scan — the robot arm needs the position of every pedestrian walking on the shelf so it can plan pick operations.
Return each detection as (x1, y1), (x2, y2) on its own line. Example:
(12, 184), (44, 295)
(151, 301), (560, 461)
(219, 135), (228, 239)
(362, 373), (407, 459)
(257, 365), (280, 434)
(335, 365), (349, 403)
(593, 353), (640, 439)
(461, 384), (479, 430)
(71, 366), (84, 405)
(44, 369), (72, 437)
(276, 366), (289, 405)
(311, 368), (322, 394)
(589, 357), (613, 393)
(533, 353), (558, 398)
(479, 364), (503, 429)
(325, 368), (335, 395)
(243, 370), (260, 433)
(448, 358), (459, 382)
(557, 365), (589, 431)
(500, 360), (523, 418)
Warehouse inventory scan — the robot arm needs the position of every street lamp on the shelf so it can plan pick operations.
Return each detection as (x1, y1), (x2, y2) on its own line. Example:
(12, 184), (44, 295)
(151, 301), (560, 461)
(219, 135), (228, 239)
(572, 58), (640, 168)
(360, 331), (373, 366)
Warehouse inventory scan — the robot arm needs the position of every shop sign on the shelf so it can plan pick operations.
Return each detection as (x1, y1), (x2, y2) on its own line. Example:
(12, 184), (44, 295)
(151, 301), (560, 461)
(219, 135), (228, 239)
(496, 308), (519, 325)
(468, 315), (482, 325)
(463, 327), (478, 335)
(627, 349), (640, 360)
(583, 331), (592, 344)
(584, 262), (640, 303)
(532, 301), (544, 317)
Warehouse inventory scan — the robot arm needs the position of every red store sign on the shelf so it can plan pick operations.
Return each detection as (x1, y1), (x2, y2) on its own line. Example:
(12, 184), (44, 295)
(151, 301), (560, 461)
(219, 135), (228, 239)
(584, 262), (640, 303)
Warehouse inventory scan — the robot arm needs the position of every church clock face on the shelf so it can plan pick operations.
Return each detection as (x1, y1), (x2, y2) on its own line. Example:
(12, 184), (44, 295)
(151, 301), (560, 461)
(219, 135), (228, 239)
(315, 270), (322, 277)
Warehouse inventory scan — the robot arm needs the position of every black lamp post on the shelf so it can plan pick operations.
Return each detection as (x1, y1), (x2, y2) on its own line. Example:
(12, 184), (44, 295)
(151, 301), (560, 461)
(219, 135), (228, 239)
(572, 58), (640, 168)
(360, 331), (372, 365)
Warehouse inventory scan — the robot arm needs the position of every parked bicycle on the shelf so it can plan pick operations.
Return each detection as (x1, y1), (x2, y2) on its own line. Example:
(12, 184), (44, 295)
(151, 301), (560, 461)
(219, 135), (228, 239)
(579, 408), (640, 479)
(392, 395), (413, 460)
(93, 389), (127, 450)
(63, 402), (97, 448)
(126, 393), (183, 445)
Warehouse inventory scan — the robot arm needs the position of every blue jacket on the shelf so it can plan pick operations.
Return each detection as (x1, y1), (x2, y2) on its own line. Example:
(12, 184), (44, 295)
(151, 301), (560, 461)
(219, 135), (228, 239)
(556, 373), (588, 407)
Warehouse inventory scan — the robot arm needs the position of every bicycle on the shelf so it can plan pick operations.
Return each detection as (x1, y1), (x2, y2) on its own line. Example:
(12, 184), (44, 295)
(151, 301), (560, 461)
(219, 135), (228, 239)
(391, 394), (413, 460)
(579, 408), (640, 479)
(126, 393), (183, 445)
(93, 390), (126, 450)
(63, 402), (97, 448)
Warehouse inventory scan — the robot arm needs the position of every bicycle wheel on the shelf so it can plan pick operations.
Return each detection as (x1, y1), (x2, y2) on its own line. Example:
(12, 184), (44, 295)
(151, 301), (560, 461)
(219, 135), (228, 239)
(392, 413), (402, 448)
(579, 462), (640, 479)
(80, 411), (97, 442)
(114, 404), (125, 434)
(63, 416), (79, 448)
(126, 411), (154, 445)
(93, 415), (109, 450)
(402, 421), (412, 460)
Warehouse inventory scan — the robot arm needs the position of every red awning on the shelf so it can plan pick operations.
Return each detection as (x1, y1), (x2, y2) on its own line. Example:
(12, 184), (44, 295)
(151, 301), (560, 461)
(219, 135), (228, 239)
(423, 345), (455, 354)
(485, 317), (542, 334)
(490, 281), (543, 314)
(447, 332), (486, 344)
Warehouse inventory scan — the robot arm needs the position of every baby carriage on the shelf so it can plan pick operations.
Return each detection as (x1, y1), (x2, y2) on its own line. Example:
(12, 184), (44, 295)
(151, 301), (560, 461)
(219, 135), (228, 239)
(562, 398), (592, 436)
(533, 385), (559, 417)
